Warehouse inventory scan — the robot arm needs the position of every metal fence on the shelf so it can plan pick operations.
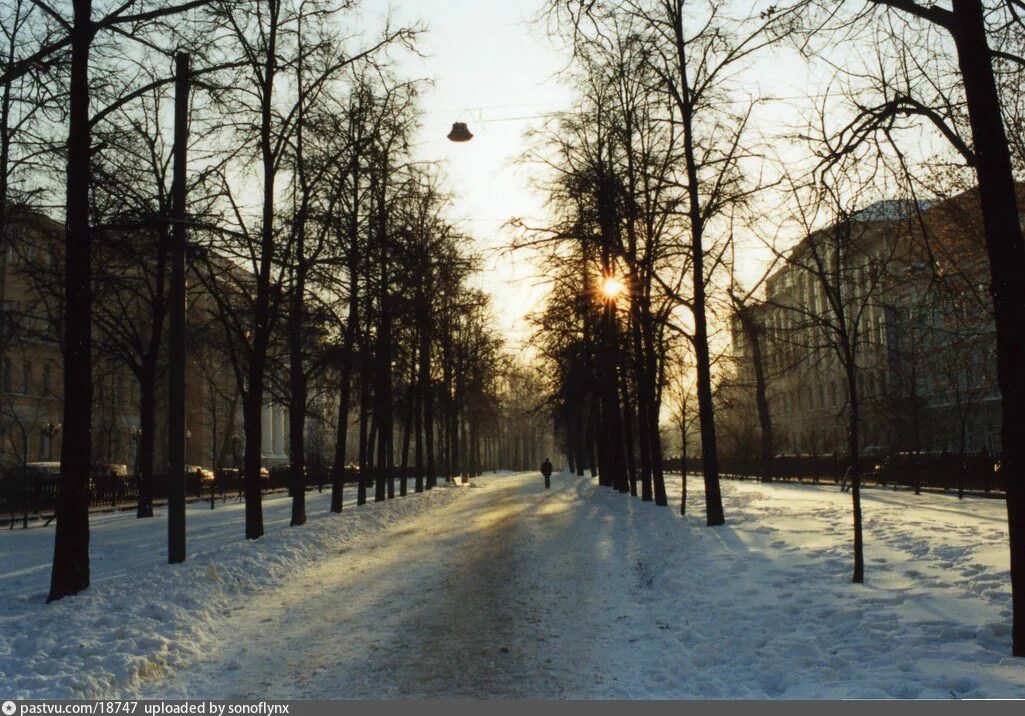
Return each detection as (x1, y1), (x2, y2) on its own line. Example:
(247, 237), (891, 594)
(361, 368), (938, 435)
(664, 452), (1005, 494)
(0, 465), (383, 528)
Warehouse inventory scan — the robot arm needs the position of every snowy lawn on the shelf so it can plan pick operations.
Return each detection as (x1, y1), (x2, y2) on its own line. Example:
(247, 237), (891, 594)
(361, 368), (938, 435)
(634, 473), (1022, 698)
(1, 471), (1023, 699)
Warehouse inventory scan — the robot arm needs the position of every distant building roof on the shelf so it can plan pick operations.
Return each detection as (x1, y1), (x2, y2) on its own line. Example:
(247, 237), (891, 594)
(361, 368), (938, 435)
(851, 199), (934, 222)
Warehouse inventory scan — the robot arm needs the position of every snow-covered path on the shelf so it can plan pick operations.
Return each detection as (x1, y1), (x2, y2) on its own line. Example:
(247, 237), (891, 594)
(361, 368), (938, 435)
(144, 474), (614, 698)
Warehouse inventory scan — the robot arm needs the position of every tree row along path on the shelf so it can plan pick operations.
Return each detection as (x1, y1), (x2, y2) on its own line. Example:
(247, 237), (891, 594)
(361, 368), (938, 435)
(133, 472), (1025, 699)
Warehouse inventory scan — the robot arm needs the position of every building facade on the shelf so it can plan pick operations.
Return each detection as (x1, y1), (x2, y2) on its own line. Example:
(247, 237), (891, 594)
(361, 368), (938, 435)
(723, 188), (1002, 459)
(0, 209), (292, 475)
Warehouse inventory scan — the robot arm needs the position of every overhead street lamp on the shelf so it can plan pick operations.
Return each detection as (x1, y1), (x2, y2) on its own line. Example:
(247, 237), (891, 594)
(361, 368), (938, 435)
(447, 122), (473, 142)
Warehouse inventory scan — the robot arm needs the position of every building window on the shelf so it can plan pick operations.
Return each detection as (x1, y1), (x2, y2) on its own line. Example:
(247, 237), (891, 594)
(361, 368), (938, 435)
(1, 300), (15, 337)
(3, 234), (16, 265)
(42, 364), (51, 395)
(0, 358), (10, 392)
(22, 361), (31, 394)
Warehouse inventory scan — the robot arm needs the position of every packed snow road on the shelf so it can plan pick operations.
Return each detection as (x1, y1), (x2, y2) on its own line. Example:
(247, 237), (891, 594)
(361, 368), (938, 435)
(4, 471), (1025, 698)
(143, 474), (613, 698)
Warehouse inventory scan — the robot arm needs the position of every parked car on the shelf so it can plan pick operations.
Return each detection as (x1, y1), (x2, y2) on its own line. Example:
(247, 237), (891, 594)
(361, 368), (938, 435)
(89, 464), (130, 500)
(861, 446), (890, 475)
(3, 462), (61, 494)
(186, 465), (215, 483)
(91, 463), (128, 478)
(1, 463), (62, 523)
(875, 451), (941, 485)
(14, 462), (62, 479)
(270, 464), (307, 484)
(216, 467), (268, 480)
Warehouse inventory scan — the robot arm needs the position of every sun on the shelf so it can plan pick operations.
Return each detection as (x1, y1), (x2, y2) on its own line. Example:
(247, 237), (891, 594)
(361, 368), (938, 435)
(601, 276), (625, 299)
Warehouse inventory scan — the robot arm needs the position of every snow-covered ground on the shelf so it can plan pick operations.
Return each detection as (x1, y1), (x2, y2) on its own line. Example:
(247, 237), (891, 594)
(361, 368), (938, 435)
(0, 483), (464, 698)
(1, 472), (1023, 699)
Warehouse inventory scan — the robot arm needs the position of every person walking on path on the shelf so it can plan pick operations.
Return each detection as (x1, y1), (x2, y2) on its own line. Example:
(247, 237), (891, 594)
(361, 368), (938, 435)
(541, 458), (553, 489)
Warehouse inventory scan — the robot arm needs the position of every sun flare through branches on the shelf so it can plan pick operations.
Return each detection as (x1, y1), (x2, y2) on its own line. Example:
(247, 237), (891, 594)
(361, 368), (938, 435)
(601, 275), (625, 300)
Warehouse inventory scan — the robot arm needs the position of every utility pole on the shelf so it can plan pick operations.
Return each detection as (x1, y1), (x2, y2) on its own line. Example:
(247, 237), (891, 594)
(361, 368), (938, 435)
(168, 52), (189, 564)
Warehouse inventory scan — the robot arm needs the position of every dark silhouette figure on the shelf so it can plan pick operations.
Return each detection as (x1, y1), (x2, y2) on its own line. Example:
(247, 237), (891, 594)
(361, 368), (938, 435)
(541, 458), (553, 489)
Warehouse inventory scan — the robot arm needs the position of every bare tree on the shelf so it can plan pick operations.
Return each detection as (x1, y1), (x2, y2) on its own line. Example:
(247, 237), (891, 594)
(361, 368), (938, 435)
(795, 0), (1025, 655)
(0, 0), (217, 603)
(769, 161), (914, 583)
(202, 0), (415, 538)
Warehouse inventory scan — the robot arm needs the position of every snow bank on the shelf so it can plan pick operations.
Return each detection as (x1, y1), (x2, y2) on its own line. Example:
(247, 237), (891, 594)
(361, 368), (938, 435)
(0, 485), (465, 699)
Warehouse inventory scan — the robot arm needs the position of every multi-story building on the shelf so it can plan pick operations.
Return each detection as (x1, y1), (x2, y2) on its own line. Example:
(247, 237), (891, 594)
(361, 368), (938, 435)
(724, 187), (1003, 458)
(0, 207), (293, 475)
(1, 209), (68, 467)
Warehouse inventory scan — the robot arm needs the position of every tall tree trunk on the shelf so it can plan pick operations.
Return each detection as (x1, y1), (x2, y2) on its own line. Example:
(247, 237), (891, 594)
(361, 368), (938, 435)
(371, 411), (383, 495)
(167, 52), (189, 560)
(0, 0), (15, 406)
(373, 166), (391, 503)
(416, 299), (432, 489)
(356, 328), (371, 505)
(947, 0), (1025, 656)
(742, 313), (773, 483)
(136, 360), (157, 518)
(386, 402), (395, 498)
(619, 367), (638, 496)
(135, 214), (169, 519)
(425, 378), (436, 489)
(846, 362), (864, 584)
(49, 0), (94, 602)
(414, 348), (424, 493)
(329, 309), (356, 512)
(642, 308), (668, 505)
(564, 408), (576, 475)
(451, 383), (463, 485)
(629, 287), (653, 500)
(400, 352), (415, 497)
(680, 415), (688, 515)
(587, 401), (599, 477)
(288, 31), (311, 527)
(241, 0), (283, 541)
(574, 401), (586, 476)
(460, 417), (468, 480)
(288, 261), (307, 525)
(330, 151), (362, 512)
(673, 3), (723, 526)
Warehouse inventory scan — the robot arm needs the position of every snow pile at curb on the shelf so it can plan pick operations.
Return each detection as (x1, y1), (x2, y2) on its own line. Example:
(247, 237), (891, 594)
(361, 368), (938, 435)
(0, 486), (465, 698)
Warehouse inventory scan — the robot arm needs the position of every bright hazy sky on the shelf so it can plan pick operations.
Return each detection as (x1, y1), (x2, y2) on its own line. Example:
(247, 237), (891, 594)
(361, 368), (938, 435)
(361, 0), (826, 351)
(364, 0), (576, 351)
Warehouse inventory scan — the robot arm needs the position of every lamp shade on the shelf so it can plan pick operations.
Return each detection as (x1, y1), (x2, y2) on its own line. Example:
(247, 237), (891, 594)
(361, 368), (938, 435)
(447, 122), (473, 142)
